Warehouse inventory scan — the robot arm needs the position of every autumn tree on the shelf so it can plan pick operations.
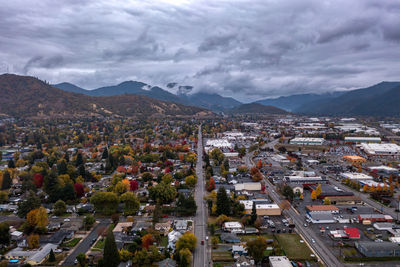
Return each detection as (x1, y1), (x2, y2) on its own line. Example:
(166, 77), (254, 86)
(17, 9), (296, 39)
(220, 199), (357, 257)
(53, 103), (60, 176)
(91, 192), (119, 215)
(178, 248), (192, 267)
(256, 160), (263, 169)
(142, 233), (155, 249)
(28, 234), (39, 249)
(246, 236), (267, 263)
(149, 180), (176, 204)
(120, 192), (140, 216)
(210, 148), (225, 166)
(176, 232), (197, 252)
(315, 184), (322, 197)
(184, 175), (197, 188)
(130, 179), (139, 191)
(311, 190), (317, 200)
(207, 177), (216, 192)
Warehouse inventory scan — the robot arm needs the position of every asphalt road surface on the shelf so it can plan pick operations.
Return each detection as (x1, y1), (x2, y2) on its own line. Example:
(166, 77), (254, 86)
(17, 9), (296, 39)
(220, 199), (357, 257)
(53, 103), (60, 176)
(62, 219), (110, 266)
(246, 144), (342, 267)
(193, 125), (208, 267)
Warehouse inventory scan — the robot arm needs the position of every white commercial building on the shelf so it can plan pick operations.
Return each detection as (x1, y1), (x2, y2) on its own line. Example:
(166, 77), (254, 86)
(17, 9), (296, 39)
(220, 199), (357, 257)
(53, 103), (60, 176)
(341, 172), (373, 181)
(360, 143), (400, 156)
(290, 137), (325, 146)
(269, 256), (292, 267)
(204, 139), (233, 152)
(240, 201), (281, 216)
(234, 182), (261, 191)
(223, 222), (244, 233)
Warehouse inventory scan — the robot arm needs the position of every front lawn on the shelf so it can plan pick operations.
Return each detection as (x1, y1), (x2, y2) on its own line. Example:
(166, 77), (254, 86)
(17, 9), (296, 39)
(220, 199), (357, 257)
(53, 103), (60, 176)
(62, 238), (81, 247)
(93, 238), (105, 250)
(275, 234), (314, 261)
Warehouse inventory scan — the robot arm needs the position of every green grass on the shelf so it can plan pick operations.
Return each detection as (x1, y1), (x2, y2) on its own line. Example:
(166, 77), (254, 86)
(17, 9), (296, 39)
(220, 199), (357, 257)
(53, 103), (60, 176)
(160, 236), (168, 247)
(62, 238), (81, 247)
(275, 234), (314, 261)
(93, 238), (105, 250)
(212, 251), (234, 262)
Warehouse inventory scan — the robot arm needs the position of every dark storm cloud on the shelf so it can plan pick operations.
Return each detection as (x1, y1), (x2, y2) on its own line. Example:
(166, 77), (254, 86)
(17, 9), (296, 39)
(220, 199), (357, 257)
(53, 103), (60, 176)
(0, 0), (399, 102)
(317, 18), (376, 44)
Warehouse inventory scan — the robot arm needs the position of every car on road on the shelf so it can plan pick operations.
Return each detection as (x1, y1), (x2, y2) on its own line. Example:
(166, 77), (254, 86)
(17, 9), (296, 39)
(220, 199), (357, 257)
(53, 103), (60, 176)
(201, 240), (204, 245)
(206, 236), (209, 241)
(311, 239), (315, 243)
(304, 223), (308, 227)
(64, 218), (71, 222)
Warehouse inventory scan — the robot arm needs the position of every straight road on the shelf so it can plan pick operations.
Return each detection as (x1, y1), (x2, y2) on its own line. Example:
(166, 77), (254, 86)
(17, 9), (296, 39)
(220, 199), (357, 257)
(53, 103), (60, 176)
(245, 145), (341, 267)
(193, 125), (208, 267)
(266, 179), (341, 266)
(62, 219), (110, 266)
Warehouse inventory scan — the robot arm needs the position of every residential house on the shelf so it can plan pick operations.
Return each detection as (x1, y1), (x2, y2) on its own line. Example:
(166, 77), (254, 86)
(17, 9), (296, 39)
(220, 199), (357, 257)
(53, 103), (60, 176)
(174, 220), (188, 233)
(167, 230), (182, 251)
(155, 221), (171, 236)
(220, 233), (240, 243)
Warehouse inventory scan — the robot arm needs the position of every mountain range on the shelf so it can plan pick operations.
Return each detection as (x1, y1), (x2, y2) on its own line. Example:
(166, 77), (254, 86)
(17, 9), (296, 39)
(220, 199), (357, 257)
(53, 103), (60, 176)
(294, 82), (400, 116)
(255, 92), (345, 112)
(53, 81), (242, 112)
(0, 74), (210, 118)
(2, 73), (400, 118)
(228, 103), (289, 115)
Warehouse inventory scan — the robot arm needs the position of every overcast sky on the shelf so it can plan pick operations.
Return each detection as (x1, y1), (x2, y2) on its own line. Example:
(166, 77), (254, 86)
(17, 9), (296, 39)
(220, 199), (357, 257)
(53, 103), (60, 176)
(1, 0), (399, 102)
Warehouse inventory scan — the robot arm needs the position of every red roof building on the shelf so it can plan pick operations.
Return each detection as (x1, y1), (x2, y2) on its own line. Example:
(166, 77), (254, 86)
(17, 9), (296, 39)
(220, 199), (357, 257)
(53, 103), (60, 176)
(344, 228), (360, 239)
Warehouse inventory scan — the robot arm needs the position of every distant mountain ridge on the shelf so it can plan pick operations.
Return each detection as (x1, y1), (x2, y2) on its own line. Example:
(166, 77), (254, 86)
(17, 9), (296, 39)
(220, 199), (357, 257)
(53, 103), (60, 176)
(255, 92), (345, 112)
(0, 74), (210, 118)
(229, 103), (288, 115)
(53, 81), (242, 111)
(295, 82), (400, 116)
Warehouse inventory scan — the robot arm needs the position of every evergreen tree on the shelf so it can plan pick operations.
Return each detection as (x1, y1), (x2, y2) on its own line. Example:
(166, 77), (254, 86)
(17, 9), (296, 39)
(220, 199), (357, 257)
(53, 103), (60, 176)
(8, 159), (15, 169)
(78, 164), (86, 178)
(44, 167), (59, 202)
(75, 152), (83, 167)
(216, 187), (231, 216)
(57, 159), (67, 175)
(17, 191), (41, 217)
(103, 229), (120, 267)
(48, 249), (56, 262)
(0, 222), (10, 246)
(250, 201), (257, 225)
(1, 170), (12, 190)
(64, 151), (70, 163)
(102, 147), (108, 159)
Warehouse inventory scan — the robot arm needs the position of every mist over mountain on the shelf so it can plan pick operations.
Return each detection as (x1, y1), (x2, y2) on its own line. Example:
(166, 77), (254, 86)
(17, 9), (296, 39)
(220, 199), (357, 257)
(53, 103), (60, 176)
(54, 81), (242, 111)
(2, 74), (210, 118)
